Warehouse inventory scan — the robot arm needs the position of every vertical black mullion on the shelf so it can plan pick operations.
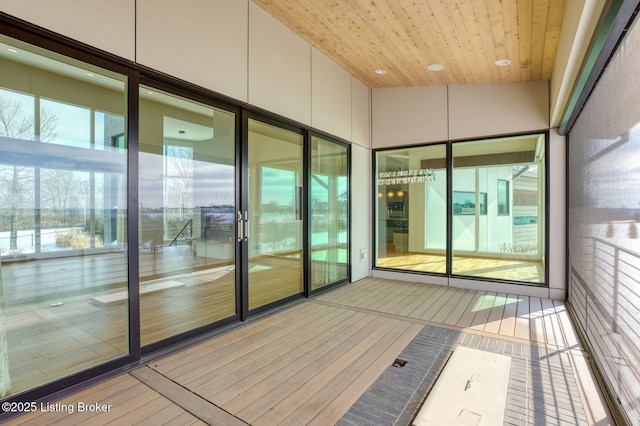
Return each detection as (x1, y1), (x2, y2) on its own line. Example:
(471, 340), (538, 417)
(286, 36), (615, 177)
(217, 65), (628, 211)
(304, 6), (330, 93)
(371, 150), (378, 269)
(446, 142), (453, 277)
(347, 143), (352, 282)
(238, 110), (249, 321)
(34, 97), (42, 254)
(565, 132), (571, 300)
(545, 131), (551, 288)
(303, 132), (311, 297)
(127, 71), (141, 361)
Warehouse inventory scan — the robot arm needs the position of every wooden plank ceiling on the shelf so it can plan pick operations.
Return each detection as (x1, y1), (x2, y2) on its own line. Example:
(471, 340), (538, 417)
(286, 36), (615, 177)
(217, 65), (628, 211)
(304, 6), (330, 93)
(252, 0), (566, 88)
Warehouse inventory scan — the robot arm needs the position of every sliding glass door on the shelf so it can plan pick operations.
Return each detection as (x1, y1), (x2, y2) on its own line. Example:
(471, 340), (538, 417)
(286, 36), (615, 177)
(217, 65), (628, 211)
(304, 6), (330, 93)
(0, 34), (129, 397)
(138, 87), (237, 346)
(0, 29), (351, 403)
(311, 136), (349, 289)
(246, 119), (304, 310)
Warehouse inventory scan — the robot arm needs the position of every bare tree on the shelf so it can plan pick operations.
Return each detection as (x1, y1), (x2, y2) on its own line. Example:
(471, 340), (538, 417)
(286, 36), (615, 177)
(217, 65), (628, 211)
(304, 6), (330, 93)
(0, 94), (57, 250)
(0, 97), (33, 139)
(40, 169), (85, 225)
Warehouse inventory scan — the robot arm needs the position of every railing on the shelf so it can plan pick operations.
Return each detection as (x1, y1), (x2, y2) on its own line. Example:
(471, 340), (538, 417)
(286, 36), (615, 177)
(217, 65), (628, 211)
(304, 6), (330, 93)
(169, 219), (193, 247)
(569, 236), (640, 425)
(0, 228), (102, 259)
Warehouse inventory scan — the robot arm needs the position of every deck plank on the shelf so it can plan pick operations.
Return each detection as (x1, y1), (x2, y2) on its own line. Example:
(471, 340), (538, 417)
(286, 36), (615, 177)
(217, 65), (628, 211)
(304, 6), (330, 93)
(430, 287), (467, 324)
(130, 366), (247, 426)
(155, 303), (324, 377)
(9, 375), (136, 426)
(514, 295), (531, 341)
(442, 288), (477, 327)
(358, 279), (407, 310)
(408, 285), (449, 320)
(419, 287), (457, 322)
(456, 290), (487, 328)
(136, 406), (201, 426)
(469, 292), (497, 331)
(483, 292), (508, 334)
(174, 305), (330, 384)
(380, 282), (424, 313)
(104, 395), (170, 425)
(221, 314), (395, 414)
(529, 297), (546, 344)
(541, 297), (564, 347)
(251, 322), (423, 425)
(204, 314), (377, 405)
(554, 300), (580, 348)
(497, 294), (519, 337)
(393, 283), (441, 317)
(187, 308), (358, 393)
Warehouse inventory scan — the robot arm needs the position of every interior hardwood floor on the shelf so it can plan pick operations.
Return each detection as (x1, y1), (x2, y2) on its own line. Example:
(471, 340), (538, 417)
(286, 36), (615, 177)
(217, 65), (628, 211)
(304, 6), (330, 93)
(3, 277), (610, 425)
(377, 245), (545, 283)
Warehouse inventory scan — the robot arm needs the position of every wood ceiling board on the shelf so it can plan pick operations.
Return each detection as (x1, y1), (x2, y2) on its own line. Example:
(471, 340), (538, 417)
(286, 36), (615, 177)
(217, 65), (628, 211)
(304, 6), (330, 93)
(252, 0), (566, 88)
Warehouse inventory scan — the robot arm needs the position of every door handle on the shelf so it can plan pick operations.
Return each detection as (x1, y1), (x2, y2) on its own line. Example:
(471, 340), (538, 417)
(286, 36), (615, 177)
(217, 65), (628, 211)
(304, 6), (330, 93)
(237, 211), (243, 242)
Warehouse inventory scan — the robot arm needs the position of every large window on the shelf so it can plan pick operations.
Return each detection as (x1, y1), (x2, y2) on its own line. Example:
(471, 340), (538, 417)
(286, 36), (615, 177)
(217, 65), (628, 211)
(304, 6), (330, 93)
(375, 134), (546, 284)
(375, 144), (447, 273)
(452, 136), (545, 283)
(0, 35), (128, 397)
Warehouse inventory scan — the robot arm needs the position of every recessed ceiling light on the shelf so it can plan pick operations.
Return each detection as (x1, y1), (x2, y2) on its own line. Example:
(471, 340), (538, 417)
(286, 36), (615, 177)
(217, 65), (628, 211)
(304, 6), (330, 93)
(147, 91), (155, 95)
(86, 72), (94, 77)
(375, 69), (387, 75)
(427, 64), (445, 72)
(495, 59), (511, 66)
(7, 48), (18, 53)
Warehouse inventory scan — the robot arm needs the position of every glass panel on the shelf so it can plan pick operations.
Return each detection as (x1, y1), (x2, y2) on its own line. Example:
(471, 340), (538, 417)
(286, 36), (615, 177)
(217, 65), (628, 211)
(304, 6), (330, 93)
(248, 119), (303, 309)
(0, 35), (128, 397)
(311, 136), (348, 289)
(40, 99), (91, 148)
(452, 135), (545, 283)
(497, 180), (509, 215)
(375, 144), (446, 273)
(139, 86), (236, 345)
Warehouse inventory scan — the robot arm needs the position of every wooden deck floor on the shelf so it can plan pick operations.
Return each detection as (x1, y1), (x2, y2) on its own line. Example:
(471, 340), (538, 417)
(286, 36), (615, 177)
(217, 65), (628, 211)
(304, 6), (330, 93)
(5, 277), (611, 425)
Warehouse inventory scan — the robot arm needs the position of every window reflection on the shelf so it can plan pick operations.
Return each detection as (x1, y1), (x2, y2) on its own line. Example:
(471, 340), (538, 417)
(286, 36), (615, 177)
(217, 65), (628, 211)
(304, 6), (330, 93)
(375, 145), (447, 273)
(138, 86), (236, 345)
(451, 135), (545, 282)
(0, 36), (128, 397)
(247, 119), (303, 309)
(375, 135), (546, 284)
(311, 136), (348, 289)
